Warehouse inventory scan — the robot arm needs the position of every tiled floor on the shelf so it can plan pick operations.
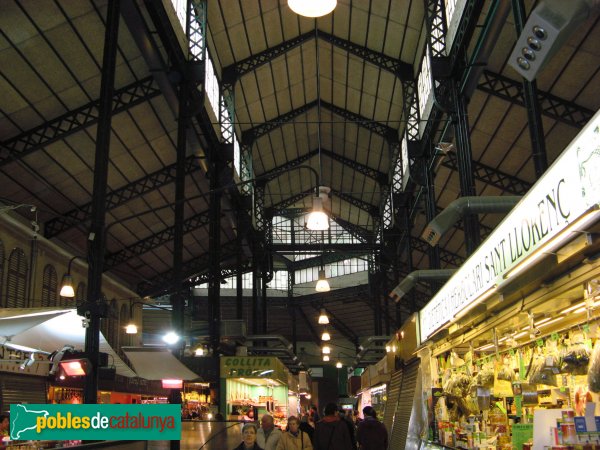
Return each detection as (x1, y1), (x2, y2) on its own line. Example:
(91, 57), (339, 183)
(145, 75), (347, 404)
(148, 421), (242, 450)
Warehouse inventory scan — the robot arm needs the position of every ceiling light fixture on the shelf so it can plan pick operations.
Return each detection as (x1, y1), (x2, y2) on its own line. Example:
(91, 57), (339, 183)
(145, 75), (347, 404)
(322, 345), (331, 354)
(60, 256), (84, 298)
(321, 330), (331, 341)
(162, 332), (180, 345)
(125, 324), (138, 335)
(315, 269), (330, 293)
(318, 308), (329, 324)
(335, 361), (342, 369)
(323, 355), (330, 362)
(287, 0), (337, 18)
(306, 194), (329, 231)
(306, 25), (330, 231)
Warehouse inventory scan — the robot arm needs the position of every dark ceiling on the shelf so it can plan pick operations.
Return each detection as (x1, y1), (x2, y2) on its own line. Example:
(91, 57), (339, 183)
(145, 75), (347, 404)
(1, 0), (599, 346)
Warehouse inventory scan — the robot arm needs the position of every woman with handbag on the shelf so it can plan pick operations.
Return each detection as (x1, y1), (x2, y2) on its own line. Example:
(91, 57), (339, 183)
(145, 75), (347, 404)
(276, 416), (313, 450)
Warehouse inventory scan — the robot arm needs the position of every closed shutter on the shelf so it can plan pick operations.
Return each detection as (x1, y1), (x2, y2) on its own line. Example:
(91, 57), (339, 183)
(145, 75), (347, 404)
(5, 248), (28, 308)
(42, 264), (57, 307)
(389, 360), (419, 450)
(383, 369), (403, 433)
(0, 374), (47, 411)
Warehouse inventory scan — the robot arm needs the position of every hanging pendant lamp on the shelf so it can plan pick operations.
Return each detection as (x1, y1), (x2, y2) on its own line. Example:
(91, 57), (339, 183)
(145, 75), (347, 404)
(288, 0), (337, 18)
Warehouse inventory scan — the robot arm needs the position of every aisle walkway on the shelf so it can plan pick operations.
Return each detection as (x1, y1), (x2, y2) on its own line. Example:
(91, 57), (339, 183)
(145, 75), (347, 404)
(148, 421), (243, 450)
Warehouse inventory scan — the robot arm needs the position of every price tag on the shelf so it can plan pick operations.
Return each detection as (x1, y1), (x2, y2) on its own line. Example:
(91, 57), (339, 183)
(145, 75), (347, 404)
(536, 339), (544, 347)
(551, 333), (559, 341)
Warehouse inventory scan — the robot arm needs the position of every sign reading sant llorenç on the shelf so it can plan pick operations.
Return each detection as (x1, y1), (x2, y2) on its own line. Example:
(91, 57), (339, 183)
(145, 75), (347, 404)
(419, 108), (600, 342)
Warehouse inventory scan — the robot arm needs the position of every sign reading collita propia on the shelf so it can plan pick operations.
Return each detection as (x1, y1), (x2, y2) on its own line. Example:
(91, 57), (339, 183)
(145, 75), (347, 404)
(9, 404), (181, 440)
(418, 108), (600, 342)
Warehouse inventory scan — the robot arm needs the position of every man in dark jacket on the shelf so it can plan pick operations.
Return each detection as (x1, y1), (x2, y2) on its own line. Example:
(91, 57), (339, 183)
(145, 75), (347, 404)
(313, 403), (352, 450)
(339, 408), (357, 450)
(356, 406), (388, 450)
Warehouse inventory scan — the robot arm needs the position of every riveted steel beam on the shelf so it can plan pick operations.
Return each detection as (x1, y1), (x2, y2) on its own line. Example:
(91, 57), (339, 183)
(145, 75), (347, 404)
(332, 218), (370, 244)
(44, 155), (201, 238)
(410, 237), (463, 267)
(477, 70), (593, 130)
(222, 30), (412, 85)
(104, 209), (213, 269)
(242, 100), (397, 145)
(321, 101), (397, 142)
(441, 151), (531, 195)
(261, 149), (319, 179)
(321, 149), (387, 185)
(242, 101), (317, 144)
(139, 240), (240, 296)
(330, 188), (379, 217)
(317, 31), (412, 80)
(0, 77), (161, 167)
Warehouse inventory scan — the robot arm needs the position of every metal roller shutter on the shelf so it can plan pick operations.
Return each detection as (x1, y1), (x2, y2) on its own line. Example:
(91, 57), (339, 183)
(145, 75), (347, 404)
(0, 374), (47, 412)
(389, 360), (419, 450)
(383, 369), (403, 433)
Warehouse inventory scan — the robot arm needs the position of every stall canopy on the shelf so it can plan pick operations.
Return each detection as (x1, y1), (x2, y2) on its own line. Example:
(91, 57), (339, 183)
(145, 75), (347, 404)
(0, 308), (72, 339)
(123, 347), (201, 381)
(0, 308), (136, 378)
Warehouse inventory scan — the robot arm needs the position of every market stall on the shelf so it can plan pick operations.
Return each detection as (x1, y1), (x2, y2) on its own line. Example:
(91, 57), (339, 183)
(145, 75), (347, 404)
(220, 356), (290, 428)
(412, 108), (600, 450)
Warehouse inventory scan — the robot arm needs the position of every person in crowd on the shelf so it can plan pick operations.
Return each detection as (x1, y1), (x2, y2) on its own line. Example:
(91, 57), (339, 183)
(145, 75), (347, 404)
(313, 403), (352, 450)
(234, 423), (264, 450)
(338, 408), (357, 450)
(257, 414), (283, 450)
(352, 410), (362, 427)
(298, 414), (314, 443)
(0, 414), (9, 438)
(276, 416), (313, 450)
(309, 406), (320, 423)
(356, 406), (388, 450)
(243, 408), (256, 422)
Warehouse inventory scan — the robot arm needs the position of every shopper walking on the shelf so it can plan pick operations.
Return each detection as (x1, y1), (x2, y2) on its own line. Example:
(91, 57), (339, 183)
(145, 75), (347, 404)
(313, 403), (352, 450)
(299, 414), (315, 443)
(276, 416), (313, 450)
(233, 423), (264, 450)
(257, 414), (283, 450)
(356, 406), (388, 450)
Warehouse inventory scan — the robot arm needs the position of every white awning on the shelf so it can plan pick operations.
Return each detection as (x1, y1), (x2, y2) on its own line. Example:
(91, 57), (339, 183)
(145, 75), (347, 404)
(122, 347), (200, 381)
(0, 309), (137, 378)
(0, 308), (72, 339)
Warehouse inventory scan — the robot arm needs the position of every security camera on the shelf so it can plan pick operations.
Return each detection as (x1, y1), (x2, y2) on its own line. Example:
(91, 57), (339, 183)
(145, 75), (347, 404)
(82, 318), (90, 329)
(508, 0), (595, 81)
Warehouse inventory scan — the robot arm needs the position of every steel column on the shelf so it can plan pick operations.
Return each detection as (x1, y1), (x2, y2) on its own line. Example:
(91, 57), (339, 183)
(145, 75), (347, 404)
(512, 0), (548, 178)
(236, 207), (243, 320)
(424, 158), (441, 270)
(171, 70), (189, 355)
(82, 0), (120, 405)
(452, 82), (480, 255)
(208, 157), (222, 358)
(252, 242), (260, 334)
(261, 271), (268, 334)
(288, 271), (296, 355)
